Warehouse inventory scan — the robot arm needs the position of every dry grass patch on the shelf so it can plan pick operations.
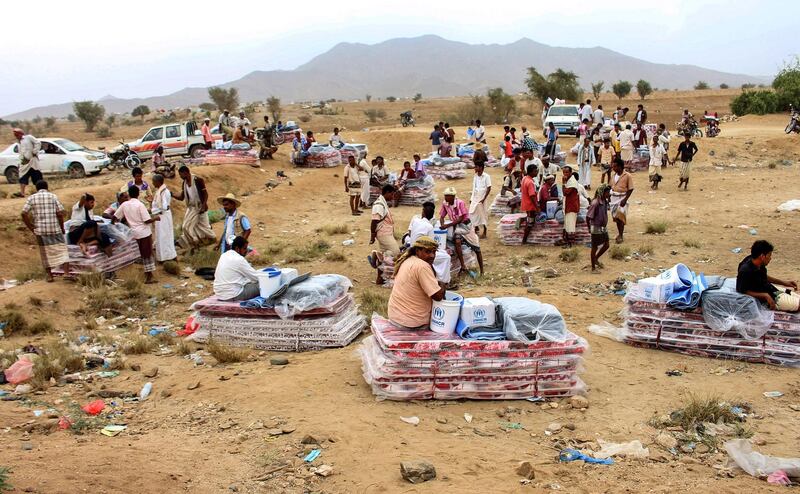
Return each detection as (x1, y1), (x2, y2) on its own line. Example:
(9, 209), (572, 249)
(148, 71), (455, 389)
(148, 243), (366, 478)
(207, 339), (249, 364)
(359, 289), (389, 318)
(683, 238), (702, 248)
(31, 342), (84, 389)
(316, 224), (349, 236)
(286, 240), (330, 263)
(610, 245), (630, 260)
(636, 244), (655, 256)
(14, 262), (45, 283)
(122, 336), (157, 355)
(184, 248), (220, 269)
(0, 310), (28, 335)
(645, 221), (668, 235)
(559, 248), (580, 263)
(326, 250), (347, 262)
(176, 339), (197, 356)
(77, 272), (105, 289)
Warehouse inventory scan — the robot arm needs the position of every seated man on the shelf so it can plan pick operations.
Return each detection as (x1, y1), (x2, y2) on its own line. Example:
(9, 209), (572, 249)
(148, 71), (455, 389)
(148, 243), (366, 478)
(387, 236), (446, 330)
(736, 240), (799, 312)
(68, 193), (113, 256)
(213, 236), (260, 301)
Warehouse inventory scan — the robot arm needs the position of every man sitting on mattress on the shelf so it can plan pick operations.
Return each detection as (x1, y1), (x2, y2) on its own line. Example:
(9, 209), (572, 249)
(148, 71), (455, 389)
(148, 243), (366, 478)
(736, 240), (799, 312)
(387, 236), (445, 330)
(213, 236), (260, 301)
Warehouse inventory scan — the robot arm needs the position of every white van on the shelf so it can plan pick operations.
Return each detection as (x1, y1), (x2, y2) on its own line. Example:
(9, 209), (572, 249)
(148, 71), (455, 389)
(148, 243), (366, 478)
(544, 104), (581, 136)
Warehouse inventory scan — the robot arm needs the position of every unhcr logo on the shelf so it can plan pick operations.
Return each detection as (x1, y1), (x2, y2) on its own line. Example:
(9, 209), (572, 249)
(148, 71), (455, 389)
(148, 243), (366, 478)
(433, 307), (445, 320)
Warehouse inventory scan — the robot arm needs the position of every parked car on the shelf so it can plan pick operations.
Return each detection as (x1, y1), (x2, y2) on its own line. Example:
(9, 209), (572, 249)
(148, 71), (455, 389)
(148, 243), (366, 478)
(0, 138), (109, 183)
(543, 104), (581, 136)
(110, 121), (222, 162)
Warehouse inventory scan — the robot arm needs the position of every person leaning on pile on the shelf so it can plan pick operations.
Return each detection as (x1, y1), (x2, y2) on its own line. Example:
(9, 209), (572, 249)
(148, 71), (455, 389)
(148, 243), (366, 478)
(736, 240), (799, 312)
(387, 236), (446, 330)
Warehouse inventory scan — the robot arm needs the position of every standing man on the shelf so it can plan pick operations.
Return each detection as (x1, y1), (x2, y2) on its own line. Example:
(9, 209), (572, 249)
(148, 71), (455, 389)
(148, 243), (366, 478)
(561, 166), (580, 247)
(648, 135), (666, 190)
(473, 120), (486, 144)
(586, 184), (611, 272)
(581, 99), (594, 123)
(429, 125), (442, 154)
(13, 128), (42, 198)
(358, 154), (372, 209)
(345, 155), (362, 216)
(113, 185), (160, 284)
(173, 166), (216, 252)
(150, 174), (177, 263)
(609, 159), (634, 244)
(657, 124), (671, 166)
(216, 193), (251, 253)
(520, 164), (540, 245)
(201, 118), (214, 150)
(618, 124), (635, 168)
(469, 162), (492, 239)
(593, 105), (604, 125)
(21, 180), (70, 281)
(673, 133), (698, 190)
(576, 136), (595, 190)
(634, 104), (647, 126)
(260, 115), (276, 159)
(218, 110), (232, 139)
(444, 123), (455, 144)
(369, 184), (399, 286)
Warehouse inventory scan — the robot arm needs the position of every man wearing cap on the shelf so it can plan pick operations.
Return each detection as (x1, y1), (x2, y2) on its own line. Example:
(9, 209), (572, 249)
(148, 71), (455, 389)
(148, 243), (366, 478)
(151, 174), (177, 263)
(201, 118), (213, 150)
(387, 236), (446, 330)
(13, 128), (42, 197)
(440, 187), (484, 277)
(216, 193), (250, 253)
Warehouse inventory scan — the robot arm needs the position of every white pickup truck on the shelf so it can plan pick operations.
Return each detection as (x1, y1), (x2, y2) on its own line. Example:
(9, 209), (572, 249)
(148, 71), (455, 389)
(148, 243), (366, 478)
(111, 121), (223, 162)
(543, 104), (581, 136)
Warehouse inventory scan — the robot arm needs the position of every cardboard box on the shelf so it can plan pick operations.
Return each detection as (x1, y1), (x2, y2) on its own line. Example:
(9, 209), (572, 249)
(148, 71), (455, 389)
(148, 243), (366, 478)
(461, 297), (496, 327)
(629, 277), (675, 303)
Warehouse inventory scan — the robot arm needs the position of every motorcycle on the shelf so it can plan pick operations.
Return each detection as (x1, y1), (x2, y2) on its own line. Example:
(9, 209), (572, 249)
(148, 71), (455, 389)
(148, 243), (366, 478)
(400, 112), (415, 127)
(107, 141), (141, 170)
(786, 106), (800, 134)
(704, 117), (721, 138)
(677, 118), (703, 138)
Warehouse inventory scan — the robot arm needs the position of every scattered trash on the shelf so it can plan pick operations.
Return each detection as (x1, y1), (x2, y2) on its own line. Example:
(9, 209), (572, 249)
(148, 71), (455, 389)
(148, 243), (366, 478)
(500, 422), (523, 430)
(763, 391), (784, 398)
(749, 228), (758, 236)
(101, 425), (127, 437)
(666, 370), (683, 377)
(148, 327), (168, 336)
(400, 416), (420, 426)
(559, 449), (614, 465)
(777, 200), (800, 212)
(767, 470), (791, 486)
(97, 371), (119, 378)
(4, 358), (34, 384)
(139, 382), (153, 401)
(463, 413), (473, 423)
(342, 239), (355, 246)
(525, 396), (545, 403)
(587, 322), (627, 342)
(731, 247), (742, 254)
(303, 449), (321, 462)
(724, 439), (800, 478)
(32, 410), (44, 417)
(595, 439), (650, 459)
(58, 416), (72, 430)
(81, 399), (106, 415)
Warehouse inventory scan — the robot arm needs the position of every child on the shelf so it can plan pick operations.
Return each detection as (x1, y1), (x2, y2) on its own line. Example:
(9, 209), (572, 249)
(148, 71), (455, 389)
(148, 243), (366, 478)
(586, 184), (611, 272)
(598, 138), (616, 184)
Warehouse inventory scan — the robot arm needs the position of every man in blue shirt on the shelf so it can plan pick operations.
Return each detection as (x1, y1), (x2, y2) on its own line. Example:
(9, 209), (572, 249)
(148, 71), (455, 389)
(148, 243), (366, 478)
(216, 193), (251, 253)
(429, 125), (442, 154)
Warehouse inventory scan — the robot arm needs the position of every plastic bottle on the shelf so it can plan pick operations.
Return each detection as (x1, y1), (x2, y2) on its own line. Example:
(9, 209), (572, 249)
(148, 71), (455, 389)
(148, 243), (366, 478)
(342, 239), (354, 246)
(139, 382), (153, 401)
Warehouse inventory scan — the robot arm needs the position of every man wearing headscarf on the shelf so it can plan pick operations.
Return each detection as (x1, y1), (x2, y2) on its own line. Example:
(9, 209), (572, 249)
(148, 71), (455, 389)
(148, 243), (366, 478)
(387, 236), (445, 329)
(13, 128), (42, 197)
(440, 187), (484, 277)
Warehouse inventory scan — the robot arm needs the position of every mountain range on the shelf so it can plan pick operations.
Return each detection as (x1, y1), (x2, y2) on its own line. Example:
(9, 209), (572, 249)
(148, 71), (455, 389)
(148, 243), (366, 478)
(5, 35), (768, 120)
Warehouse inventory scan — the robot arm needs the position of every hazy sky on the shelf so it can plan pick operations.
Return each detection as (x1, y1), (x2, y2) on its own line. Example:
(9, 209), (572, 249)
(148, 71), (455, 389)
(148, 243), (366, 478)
(2, 0), (796, 116)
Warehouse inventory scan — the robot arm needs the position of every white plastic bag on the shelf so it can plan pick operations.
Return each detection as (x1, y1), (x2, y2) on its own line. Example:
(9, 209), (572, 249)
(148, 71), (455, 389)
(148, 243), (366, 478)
(777, 199), (800, 212)
(701, 290), (774, 339)
(588, 322), (628, 342)
(595, 439), (649, 459)
(724, 439), (800, 478)
(495, 297), (566, 343)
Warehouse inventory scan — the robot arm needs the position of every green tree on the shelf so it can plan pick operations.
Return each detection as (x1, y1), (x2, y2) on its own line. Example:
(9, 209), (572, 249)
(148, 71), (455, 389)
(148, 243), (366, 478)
(365, 94), (372, 102)
(105, 114), (116, 127)
(525, 67), (581, 103)
(72, 101), (105, 132)
(719, 83), (729, 89)
(66, 114), (77, 122)
(413, 93), (423, 103)
(266, 96), (282, 121)
(486, 87), (516, 124)
(132, 105), (150, 121)
(590, 81), (604, 101)
(612, 81), (632, 100)
(694, 81), (710, 90)
(772, 56), (800, 109)
(386, 96), (397, 103)
(730, 90), (780, 115)
(636, 80), (653, 100)
(207, 87), (239, 111)
(44, 117), (57, 130)
(198, 102), (216, 112)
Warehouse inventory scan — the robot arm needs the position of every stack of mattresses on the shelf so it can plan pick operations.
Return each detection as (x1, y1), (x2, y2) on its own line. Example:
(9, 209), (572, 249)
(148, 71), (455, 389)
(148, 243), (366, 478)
(497, 213), (590, 246)
(187, 149), (259, 166)
(623, 282), (800, 367)
(425, 156), (468, 180)
(338, 146), (359, 165)
(369, 176), (437, 206)
(192, 275), (366, 351)
(490, 192), (516, 216)
(301, 145), (342, 168)
(627, 146), (650, 172)
(279, 128), (301, 143)
(359, 315), (588, 400)
(53, 239), (141, 275)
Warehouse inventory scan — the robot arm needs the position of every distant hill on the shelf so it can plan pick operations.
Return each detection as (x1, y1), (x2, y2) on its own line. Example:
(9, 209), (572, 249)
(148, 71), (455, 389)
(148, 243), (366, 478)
(4, 35), (768, 120)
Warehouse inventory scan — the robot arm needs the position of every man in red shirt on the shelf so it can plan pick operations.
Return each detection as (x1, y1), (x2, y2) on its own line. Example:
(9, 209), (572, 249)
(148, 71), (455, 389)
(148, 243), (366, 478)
(520, 164), (539, 244)
(561, 165), (580, 247)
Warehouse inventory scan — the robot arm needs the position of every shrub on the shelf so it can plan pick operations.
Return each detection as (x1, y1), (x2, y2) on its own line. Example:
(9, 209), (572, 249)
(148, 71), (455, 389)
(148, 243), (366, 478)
(298, 114), (312, 123)
(730, 90), (780, 116)
(610, 245), (630, 260)
(559, 248), (579, 263)
(207, 86), (239, 111)
(326, 250), (347, 262)
(694, 81), (710, 90)
(316, 224), (349, 235)
(645, 221), (668, 234)
(683, 238), (701, 248)
(636, 244), (654, 256)
(612, 80), (632, 100)
(0, 310), (27, 334)
(15, 262), (45, 283)
(386, 96), (397, 103)
(363, 109), (386, 123)
(207, 339), (249, 364)
(266, 96), (282, 121)
(719, 83), (729, 89)
(122, 337), (157, 355)
(31, 342), (84, 389)
(96, 126), (112, 138)
(44, 116), (58, 130)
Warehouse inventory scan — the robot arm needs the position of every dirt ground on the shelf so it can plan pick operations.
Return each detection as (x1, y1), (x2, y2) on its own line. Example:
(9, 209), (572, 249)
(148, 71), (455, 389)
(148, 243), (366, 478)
(0, 92), (799, 493)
